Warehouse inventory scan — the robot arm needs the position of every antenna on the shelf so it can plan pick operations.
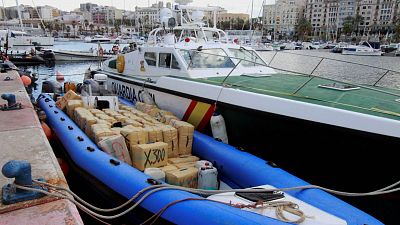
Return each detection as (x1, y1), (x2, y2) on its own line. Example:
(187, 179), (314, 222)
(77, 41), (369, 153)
(15, 0), (24, 31)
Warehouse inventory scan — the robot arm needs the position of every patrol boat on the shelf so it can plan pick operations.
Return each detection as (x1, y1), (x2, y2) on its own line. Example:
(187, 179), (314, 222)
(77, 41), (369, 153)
(97, 3), (400, 208)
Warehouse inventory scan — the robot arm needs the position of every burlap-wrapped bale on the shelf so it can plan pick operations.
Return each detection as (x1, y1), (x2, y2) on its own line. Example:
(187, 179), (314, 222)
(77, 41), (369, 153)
(169, 119), (194, 155)
(131, 142), (168, 171)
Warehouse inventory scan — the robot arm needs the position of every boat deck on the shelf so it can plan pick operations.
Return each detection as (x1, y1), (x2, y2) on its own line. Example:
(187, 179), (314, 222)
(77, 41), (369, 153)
(0, 70), (83, 224)
(184, 73), (400, 121)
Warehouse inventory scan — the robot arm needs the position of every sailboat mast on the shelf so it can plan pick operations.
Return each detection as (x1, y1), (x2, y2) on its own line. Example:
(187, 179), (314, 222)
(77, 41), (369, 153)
(250, 0), (254, 30)
(15, 0), (24, 31)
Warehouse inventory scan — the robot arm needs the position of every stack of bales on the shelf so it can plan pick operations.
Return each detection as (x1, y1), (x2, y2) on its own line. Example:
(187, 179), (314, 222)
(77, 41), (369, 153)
(60, 93), (205, 188)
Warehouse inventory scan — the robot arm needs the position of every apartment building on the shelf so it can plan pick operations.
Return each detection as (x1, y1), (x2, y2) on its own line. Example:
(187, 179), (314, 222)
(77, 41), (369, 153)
(263, 0), (306, 36)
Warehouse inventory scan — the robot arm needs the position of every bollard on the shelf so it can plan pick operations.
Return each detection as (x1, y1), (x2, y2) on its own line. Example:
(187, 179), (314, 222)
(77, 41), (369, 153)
(2, 160), (46, 205)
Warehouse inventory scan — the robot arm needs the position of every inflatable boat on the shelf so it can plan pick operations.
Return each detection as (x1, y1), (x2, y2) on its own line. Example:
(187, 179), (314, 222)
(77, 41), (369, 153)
(38, 95), (383, 225)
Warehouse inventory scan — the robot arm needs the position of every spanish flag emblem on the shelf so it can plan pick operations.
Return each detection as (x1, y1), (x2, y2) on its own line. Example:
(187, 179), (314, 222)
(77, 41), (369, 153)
(182, 100), (215, 131)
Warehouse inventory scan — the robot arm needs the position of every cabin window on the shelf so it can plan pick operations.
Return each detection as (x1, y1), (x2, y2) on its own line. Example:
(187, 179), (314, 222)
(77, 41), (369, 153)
(171, 55), (180, 69)
(159, 53), (171, 68)
(228, 48), (267, 67)
(179, 48), (235, 69)
(144, 52), (157, 66)
(108, 59), (117, 69)
(159, 53), (181, 70)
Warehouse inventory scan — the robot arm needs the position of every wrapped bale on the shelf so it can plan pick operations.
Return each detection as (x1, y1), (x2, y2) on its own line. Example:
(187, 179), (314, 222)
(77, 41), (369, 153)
(56, 90), (81, 110)
(156, 110), (174, 122)
(168, 155), (200, 164)
(147, 108), (161, 118)
(73, 108), (92, 127)
(103, 109), (121, 117)
(91, 123), (114, 143)
(131, 142), (168, 171)
(96, 114), (117, 124)
(119, 105), (130, 110)
(81, 116), (97, 135)
(120, 127), (148, 151)
(98, 135), (132, 165)
(163, 115), (179, 124)
(174, 162), (196, 169)
(159, 164), (178, 173)
(144, 126), (163, 143)
(114, 115), (129, 123)
(110, 127), (124, 134)
(66, 100), (83, 118)
(123, 119), (144, 127)
(169, 119), (194, 155)
(117, 109), (130, 114)
(165, 167), (198, 188)
(157, 125), (178, 158)
(89, 109), (106, 117)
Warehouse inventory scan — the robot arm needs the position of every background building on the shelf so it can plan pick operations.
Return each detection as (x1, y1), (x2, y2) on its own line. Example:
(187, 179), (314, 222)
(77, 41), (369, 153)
(263, 0), (306, 38)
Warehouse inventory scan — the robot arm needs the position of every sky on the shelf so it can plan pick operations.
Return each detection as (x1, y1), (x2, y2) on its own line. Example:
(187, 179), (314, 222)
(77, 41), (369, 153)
(2, 0), (271, 17)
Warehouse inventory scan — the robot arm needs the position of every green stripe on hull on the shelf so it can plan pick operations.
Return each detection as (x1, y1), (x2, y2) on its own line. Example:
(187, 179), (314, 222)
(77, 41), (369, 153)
(177, 74), (400, 121)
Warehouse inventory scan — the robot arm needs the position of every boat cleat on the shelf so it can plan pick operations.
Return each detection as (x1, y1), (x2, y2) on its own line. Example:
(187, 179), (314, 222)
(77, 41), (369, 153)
(1, 160), (47, 205)
(0, 93), (22, 111)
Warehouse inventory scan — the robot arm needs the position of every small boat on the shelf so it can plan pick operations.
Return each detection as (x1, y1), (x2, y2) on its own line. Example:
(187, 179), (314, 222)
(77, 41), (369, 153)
(53, 50), (113, 61)
(342, 42), (382, 56)
(38, 94), (383, 225)
(84, 35), (111, 43)
(7, 53), (45, 66)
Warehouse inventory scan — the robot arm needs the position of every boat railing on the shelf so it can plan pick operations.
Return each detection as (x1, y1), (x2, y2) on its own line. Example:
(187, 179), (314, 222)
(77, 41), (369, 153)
(179, 48), (400, 99)
(266, 51), (400, 91)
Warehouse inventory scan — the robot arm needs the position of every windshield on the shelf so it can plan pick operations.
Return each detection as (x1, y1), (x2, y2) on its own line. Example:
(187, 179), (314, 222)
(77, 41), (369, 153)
(180, 49), (235, 69)
(228, 48), (267, 67)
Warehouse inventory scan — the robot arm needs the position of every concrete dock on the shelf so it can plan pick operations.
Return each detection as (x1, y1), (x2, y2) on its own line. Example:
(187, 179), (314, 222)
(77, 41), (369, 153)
(0, 69), (83, 224)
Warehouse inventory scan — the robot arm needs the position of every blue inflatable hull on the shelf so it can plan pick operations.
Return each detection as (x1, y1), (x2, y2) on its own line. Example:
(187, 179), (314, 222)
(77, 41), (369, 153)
(38, 95), (383, 225)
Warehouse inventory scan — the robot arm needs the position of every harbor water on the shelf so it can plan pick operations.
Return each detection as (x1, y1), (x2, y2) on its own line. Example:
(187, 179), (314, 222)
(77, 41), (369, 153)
(25, 42), (400, 224)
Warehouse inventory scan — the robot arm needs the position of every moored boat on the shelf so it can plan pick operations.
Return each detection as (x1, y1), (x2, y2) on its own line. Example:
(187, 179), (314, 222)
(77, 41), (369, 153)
(93, 4), (399, 222)
(342, 42), (382, 56)
(53, 50), (114, 61)
(38, 94), (384, 225)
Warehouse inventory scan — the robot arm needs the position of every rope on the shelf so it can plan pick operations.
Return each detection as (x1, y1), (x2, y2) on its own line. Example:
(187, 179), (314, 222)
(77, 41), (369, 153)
(12, 179), (400, 223)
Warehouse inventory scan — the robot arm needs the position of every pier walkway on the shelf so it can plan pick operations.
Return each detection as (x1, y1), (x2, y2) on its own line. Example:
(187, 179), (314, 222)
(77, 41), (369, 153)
(0, 69), (83, 224)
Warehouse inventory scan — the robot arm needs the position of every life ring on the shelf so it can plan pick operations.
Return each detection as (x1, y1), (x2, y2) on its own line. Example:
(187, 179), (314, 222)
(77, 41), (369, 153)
(116, 54), (125, 73)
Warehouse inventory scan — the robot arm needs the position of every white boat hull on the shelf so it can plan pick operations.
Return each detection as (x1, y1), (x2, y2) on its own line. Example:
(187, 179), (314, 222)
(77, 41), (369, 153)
(342, 50), (382, 56)
(54, 51), (112, 61)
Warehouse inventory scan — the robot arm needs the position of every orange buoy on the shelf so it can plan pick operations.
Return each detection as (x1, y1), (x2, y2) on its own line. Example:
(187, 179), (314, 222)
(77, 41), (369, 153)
(56, 71), (65, 81)
(41, 121), (52, 140)
(57, 158), (70, 176)
(20, 75), (32, 86)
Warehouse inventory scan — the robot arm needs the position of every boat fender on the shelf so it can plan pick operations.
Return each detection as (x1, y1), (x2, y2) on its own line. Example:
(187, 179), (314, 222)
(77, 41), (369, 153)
(139, 89), (155, 105)
(210, 111), (228, 144)
(41, 121), (52, 140)
(116, 54), (125, 73)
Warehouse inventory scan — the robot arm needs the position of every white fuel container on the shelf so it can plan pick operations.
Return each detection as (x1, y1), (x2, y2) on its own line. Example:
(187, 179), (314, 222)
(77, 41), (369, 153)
(195, 160), (213, 169)
(198, 167), (218, 190)
(144, 168), (165, 182)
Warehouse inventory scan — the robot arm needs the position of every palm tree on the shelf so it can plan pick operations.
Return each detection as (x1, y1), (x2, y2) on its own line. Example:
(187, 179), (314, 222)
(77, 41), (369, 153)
(353, 14), (364, 35)
(342, 16), (354, 36)
(71, 20), (77, 37)
(295, 17), (312, 40)
(89, 24), (95, 34)
(84, 19), (89, 31)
